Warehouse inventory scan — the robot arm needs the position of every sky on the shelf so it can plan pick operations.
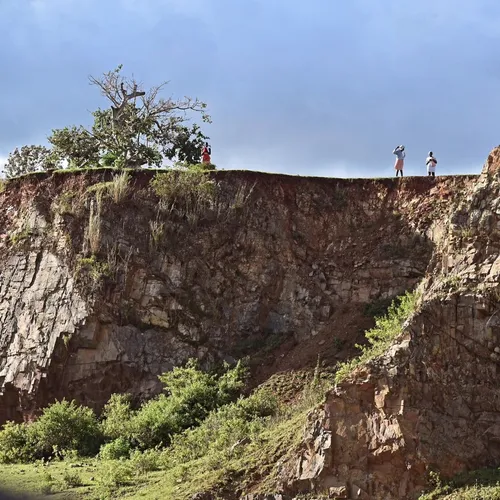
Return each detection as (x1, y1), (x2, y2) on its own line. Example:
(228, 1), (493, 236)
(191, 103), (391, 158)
(1, 0), (500, 177)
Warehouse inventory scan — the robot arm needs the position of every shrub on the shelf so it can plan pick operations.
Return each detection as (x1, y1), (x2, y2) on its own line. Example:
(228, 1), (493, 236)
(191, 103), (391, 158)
(0, 421), (38, 463)
(150, 169), (216, 222)
(99, 438), (131, 460)
(363, 297), (394, 318)
(108, 171), (131, 203)
(129, 360), (247, 449)
(62, 470), (83, 488)
(161, 388), (279, 468)
(32, 399), (102, 457)
(100, 394), (134, 441)
(130, 449), (161, 474)
(96, 460), (134, 489)
(335, 291), (419, 383)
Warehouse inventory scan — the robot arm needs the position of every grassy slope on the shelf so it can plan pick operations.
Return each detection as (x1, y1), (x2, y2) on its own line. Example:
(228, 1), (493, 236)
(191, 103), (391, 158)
(0, 409), (307, 500)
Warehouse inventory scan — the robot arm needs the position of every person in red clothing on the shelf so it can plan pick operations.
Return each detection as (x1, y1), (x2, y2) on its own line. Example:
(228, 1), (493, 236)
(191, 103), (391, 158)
(201, 142), (211, 164)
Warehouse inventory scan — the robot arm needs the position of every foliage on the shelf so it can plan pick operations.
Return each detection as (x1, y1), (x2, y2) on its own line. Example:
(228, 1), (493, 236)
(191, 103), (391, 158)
(363, 296), (395, 318)
(419, 468), (500, 499)
(99, 438), (131, 460)
(0, 421), (38, 463)
(164, 124), (210, 165)
(0, 367), (332, 499)
(100, 393), (134, 441)
(31, 399), (102, 458)
(129, 360), (247, 449)
(62, 470), (83, 488)
(335, 290), (420, 383)
(130, 449), (161, 474)
(108, 171), (131, 203)
(49, 65), (210, 169)
(86, 171), (131, 204)
(49, 126), (101, 169)
(3, 145), (60, 178)
(96, 460), (134, 489)
(0, 179), (5, 193)
(161, 388), (279, 468)
(150, 167), (216, 221)
(76, 255), (110, 282)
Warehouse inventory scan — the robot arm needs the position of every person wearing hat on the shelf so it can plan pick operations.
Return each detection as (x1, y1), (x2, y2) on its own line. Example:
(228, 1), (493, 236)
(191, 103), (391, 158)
(393, 145), (405, 177)
(426, 151), (437, 177)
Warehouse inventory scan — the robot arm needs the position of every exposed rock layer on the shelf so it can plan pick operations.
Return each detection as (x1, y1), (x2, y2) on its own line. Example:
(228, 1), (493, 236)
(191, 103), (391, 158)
(0, 170), (474, 430)
(286, 150), (500, 499)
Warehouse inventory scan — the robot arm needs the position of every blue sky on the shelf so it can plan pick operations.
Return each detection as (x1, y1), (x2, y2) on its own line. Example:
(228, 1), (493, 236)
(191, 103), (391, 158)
(1, 0), (500, 177)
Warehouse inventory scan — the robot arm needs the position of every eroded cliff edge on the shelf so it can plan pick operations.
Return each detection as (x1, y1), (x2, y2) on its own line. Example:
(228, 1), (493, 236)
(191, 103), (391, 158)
(286, 150), (500, 500)
(0, 168), (474, 427)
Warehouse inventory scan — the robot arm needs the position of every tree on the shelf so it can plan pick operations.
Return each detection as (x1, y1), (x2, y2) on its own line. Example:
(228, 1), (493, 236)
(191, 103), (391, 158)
(49, 65), (211, 169)
(3, 145), (60, 178)
(49, 126), (100, 169)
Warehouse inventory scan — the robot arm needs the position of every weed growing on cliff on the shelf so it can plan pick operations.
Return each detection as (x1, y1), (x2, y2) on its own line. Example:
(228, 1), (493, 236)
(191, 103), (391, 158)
(9, 226), (32, 246)
(108, 171), (131, 203)
(76, 255), (111, 283)
(335, 290), (420, 384)
(363, 296), (395, 318)
(0, 179), (6, 193)
(151, 168), (216, 224)
(230, 182), (256, 211)
(149, 218), (165, 250)
(86, 189), (103, 253)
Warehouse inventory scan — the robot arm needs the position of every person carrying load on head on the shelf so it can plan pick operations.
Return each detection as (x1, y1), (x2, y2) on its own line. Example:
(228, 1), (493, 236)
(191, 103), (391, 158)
(201, 142), (212, 164)
(393, 145), (405, 177)
(426, 151), (437, 177)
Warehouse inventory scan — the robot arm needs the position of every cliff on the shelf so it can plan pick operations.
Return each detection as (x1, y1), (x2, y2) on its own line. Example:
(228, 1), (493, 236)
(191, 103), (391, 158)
(284, 148), (500, 499)
(0, 168), (474, 426)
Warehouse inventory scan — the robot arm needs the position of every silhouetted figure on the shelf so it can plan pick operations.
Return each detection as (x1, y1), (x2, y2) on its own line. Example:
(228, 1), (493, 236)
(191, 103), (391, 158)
(426, 151), (437, 177)
(201, 142), (211, 164)
(393, 145), (405, 177)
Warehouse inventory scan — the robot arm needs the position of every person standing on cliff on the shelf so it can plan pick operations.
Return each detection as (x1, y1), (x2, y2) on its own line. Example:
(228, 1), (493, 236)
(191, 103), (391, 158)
(393, 145), (405, 177)
(201, 142), (211, 165)
(426, 151), (437, 177)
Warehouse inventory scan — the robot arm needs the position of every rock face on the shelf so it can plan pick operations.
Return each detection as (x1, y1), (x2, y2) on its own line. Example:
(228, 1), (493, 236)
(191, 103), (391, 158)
(0, 169), (475, 429)
(285, 149), (500, 499)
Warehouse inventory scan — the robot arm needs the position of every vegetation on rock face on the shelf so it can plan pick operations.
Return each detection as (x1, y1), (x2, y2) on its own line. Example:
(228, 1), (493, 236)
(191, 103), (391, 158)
(150, 166), (217, 223)
(335, 290), (420, 383)
(0, 359), (248, 464)
(419, 468), (500, 499)
(0, 359), (331, 499)
(2, 65), (210, 176)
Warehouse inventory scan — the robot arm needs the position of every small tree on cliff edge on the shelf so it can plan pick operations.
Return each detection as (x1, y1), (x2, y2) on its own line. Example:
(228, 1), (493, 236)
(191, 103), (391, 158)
(3, 145), (61, 179)
(49, 65), (211, 169)
(2, 65), (211, 177)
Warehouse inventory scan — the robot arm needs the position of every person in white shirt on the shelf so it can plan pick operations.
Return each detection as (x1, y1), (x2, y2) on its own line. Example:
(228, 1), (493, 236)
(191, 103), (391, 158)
(393, 145), (405, 177)
(426, 152), (437, 177)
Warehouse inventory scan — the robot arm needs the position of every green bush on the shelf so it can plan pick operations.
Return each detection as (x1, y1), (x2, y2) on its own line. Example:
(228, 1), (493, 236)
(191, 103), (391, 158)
(32, 399), (102, 457)
(99, 437), (131, 460)
(62, 470), (83, 488)
(335, 291), (419, 383)
(0, 421), (38, 463)
(130, 449), (161, 474)
(161, 388), (279, 468)
(96, 460), (134, 489)
(150, 168), (216, 220)
(100, 394), (134, 441)
(129, 360), (247, 449)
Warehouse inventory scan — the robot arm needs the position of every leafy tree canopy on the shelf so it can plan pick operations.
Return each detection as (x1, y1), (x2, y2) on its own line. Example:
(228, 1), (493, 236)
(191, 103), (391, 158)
(2, 65), (211, 177)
